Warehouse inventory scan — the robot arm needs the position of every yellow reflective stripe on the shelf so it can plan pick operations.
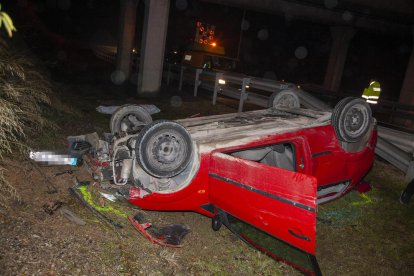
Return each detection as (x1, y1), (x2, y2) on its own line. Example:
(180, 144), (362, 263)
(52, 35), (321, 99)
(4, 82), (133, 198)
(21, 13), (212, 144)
(361, 95), (369, 99)
(369, 96), (379, 99)
(367, 100), (377, 104)
(373, 88), (381, 92)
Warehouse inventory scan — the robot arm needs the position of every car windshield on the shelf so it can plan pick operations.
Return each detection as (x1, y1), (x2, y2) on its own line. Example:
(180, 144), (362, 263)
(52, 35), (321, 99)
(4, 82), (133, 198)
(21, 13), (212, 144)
(224, 213), (321, 275)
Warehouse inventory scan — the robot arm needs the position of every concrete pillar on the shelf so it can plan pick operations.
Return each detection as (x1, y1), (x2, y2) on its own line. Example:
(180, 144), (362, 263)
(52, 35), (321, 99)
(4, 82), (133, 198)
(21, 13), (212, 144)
(323, 26), (356, 92)
(399, 27), (414, 107)
(138, 0), (170, 96)
(116, 0), (138, 83)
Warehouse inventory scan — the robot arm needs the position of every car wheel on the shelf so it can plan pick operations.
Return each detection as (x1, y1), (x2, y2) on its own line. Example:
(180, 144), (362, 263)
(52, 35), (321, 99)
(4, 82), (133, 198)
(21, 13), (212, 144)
(135, 120), (193, 178)
(110, 104), (152, 134)
(332, 97), (372, 143)
(268, 90), (300, 108)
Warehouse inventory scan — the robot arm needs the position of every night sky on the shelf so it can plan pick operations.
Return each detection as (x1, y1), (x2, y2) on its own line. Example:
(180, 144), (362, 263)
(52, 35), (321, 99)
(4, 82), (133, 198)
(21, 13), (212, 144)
(6, 0), (413, 100)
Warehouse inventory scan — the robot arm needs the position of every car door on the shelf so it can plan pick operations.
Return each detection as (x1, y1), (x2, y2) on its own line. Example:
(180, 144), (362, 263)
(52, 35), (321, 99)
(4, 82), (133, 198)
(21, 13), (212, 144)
(208, 144), (320, 275)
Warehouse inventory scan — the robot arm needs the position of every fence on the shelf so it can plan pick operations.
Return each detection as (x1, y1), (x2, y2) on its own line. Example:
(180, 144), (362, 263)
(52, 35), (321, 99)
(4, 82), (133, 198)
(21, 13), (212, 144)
(165, 65), (331, 112)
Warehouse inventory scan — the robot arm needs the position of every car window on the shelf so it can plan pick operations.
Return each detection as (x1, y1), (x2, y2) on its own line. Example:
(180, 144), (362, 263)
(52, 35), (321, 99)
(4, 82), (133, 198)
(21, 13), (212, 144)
(229, 142), (296, 171)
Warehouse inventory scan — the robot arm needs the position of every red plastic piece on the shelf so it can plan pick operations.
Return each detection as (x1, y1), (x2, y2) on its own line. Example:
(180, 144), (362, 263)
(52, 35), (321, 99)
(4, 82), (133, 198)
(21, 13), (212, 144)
(355, 181), (372, 193)
(128, 216), (182, 248)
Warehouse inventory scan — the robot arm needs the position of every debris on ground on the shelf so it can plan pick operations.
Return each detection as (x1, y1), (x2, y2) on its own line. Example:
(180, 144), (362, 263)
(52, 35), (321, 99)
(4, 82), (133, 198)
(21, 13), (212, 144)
(100, 192), (117, 202)
(55, 169), (76, 176)
(69, 140), (92, 158)
(69, 186), (123, 228)
(67, 133), (100, 155)
(42, 201), (63, 215)
(29, 160), (58, 194)
(129, 212), (190, 248)
(60, 207), (86, 225)
(68, 176), (130, 229)
(354, 181), (372, 193)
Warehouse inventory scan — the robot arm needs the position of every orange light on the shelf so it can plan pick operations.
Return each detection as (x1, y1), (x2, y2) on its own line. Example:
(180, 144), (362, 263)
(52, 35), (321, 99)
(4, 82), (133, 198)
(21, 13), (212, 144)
(211, 42), (217, 47)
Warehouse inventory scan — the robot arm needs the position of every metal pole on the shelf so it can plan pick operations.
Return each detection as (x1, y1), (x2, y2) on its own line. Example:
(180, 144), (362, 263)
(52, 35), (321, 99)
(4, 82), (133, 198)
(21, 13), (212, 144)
(238, 78), (250, 113)
(212, 72), (223, 105)
(194, 69), (202, 97)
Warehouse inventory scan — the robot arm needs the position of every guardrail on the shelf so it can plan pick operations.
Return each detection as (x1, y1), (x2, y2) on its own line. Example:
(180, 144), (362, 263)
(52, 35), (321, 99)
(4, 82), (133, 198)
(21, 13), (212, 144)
(93, 45), (117, 64)
(376, 126), (414, 182)
(371, 100), (414, 126)
(166, 64), (331, 112)
(92, 45), (140, 72)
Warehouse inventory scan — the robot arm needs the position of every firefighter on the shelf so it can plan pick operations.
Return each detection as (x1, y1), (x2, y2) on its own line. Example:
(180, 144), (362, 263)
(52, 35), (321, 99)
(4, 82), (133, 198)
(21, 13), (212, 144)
(362, 80), (381, 104)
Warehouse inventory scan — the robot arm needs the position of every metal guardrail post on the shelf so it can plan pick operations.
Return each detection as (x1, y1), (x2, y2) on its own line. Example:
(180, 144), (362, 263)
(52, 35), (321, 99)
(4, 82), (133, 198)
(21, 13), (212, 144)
(212, 72), (223, 105)
(179, 65), (185, 91)
(238, 78), (250, 113)
(194, 69), (202, 97)
(406, 158), (414, 182)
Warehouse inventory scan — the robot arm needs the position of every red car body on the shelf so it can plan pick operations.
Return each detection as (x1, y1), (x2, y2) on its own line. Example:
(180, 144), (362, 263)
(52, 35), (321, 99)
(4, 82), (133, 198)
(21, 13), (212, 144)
(126, 107), (377, 274)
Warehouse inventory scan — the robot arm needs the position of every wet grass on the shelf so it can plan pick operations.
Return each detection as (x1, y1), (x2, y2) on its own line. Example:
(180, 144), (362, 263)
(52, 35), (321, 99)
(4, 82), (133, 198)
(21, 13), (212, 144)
(317, 160), (414, 275)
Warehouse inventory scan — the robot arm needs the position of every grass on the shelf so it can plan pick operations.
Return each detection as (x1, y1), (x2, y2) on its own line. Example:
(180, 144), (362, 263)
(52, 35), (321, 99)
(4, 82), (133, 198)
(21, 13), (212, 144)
(317, 160), (414, 275)
(0, 37), (52, 207)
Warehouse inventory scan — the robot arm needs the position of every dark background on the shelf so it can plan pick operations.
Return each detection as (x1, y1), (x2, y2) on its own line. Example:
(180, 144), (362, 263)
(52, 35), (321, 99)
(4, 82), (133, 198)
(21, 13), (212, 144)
(5, 0), (413, 100)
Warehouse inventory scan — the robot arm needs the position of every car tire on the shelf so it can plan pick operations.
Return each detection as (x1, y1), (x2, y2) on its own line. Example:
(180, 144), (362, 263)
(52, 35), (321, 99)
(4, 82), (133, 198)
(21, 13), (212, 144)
(135, 120), (193, 178)
(268, 90), (300, 108)
(110, 104), (152, 134)
(331, 97), (372, 143)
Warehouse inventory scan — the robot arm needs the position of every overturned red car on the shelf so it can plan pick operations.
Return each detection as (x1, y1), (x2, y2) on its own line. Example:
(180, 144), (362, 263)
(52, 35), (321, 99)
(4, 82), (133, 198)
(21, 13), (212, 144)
(86, 96), (377, 275)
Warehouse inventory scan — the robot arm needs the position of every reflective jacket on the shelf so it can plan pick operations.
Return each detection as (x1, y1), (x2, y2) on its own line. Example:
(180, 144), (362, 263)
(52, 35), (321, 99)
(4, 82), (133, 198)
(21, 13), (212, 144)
(362, 81), (381, 104)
